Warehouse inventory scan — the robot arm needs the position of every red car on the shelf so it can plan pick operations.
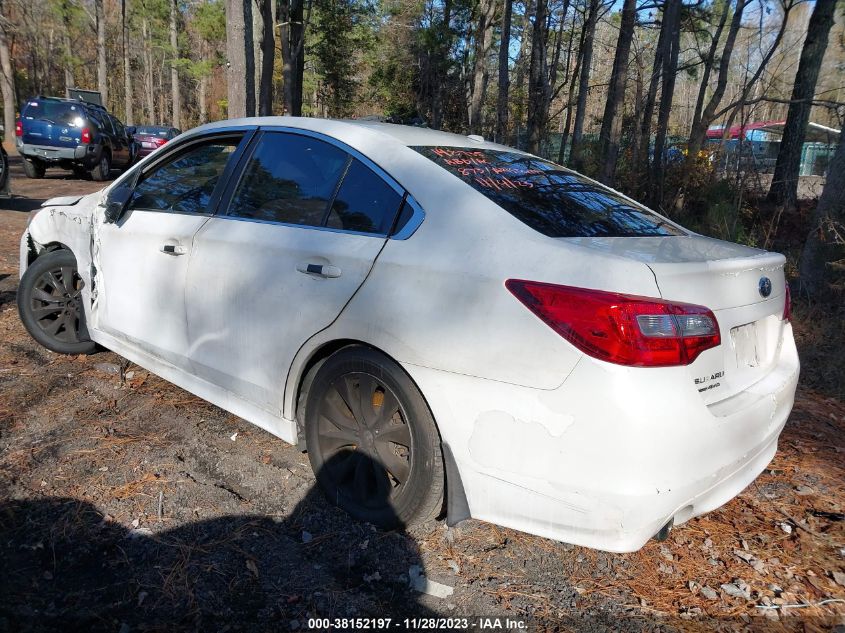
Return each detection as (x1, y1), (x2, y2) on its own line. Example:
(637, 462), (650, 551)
(130, 125), (181, 159)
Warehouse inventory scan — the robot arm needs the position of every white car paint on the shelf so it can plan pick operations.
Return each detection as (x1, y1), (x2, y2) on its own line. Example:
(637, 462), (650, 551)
(20, 117), (799, 552)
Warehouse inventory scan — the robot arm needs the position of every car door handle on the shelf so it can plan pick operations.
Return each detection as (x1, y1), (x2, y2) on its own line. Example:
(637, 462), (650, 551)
(296, 262), (342, 278)
(160, 243), (188, 256)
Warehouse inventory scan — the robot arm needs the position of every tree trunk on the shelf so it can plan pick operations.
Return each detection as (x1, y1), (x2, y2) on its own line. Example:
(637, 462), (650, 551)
(686, 0), (731, 155)
(226, 0), (251, 118)
(636, 5), (667, 192)
(95, 0), (108, 106)
(169, 0), (181, 128)
(526, 0), (548, 153)
(799, 119), (845, 297)
(767, 0), (836, 209)
(510, 0), (534, 145)
(122, 0), (133, 124)
(686, 0), (745, 161)
(199, 39), (208, 124)
(468, 0), (496, 134)
(432, 0), (453, 129)
(142, 18), (155, 123)
(0, 0), (15, 153)
(258, 0), (275, 116)
(60, 0), (74, 95)
(494, 0), (512, 142)
(629, 52), (644, 168)
(649, 0), (681, 206)
(569, 0), (600, 171)
(596, 0), (636, 184)
(557, 16), (586, 164)
(279, 0), (308, 116)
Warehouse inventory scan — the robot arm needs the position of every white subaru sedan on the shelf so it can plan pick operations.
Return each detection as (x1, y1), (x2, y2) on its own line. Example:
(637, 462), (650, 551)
(18, 118), (799, 552)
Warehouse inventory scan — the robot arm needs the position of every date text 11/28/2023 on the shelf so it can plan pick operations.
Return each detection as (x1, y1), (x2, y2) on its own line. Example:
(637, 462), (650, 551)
(306, 617), (529, 630)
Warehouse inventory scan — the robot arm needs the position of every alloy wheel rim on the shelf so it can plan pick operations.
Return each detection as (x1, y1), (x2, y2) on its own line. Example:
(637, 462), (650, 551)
(30, 266), (84, 343)
(316, 372), (413, 508)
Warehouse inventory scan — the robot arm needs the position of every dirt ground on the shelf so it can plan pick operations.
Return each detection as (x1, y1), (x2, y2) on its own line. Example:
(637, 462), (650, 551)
(1, 161), (844, 633)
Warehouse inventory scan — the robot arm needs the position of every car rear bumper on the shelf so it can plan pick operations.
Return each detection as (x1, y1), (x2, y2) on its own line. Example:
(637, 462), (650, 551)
(403, 324), (799, 552)
(17, 142), (101, 167)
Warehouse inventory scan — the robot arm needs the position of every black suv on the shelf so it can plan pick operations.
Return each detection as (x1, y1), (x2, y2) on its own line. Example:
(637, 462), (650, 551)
(15, 97), (136, 181)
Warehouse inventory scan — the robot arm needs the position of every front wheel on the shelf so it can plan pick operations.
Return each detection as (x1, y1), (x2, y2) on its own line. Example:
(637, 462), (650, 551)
(304, 347), (444, 529)
(17, 250), (97, 355)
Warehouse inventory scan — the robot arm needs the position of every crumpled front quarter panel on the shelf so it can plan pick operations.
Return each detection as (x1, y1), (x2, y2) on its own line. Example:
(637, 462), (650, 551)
(22, 194), (102, 303)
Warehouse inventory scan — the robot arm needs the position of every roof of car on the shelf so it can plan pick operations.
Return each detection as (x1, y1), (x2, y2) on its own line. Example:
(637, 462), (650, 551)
(28, 96), (107, 111)
(189, 116), (510, 151)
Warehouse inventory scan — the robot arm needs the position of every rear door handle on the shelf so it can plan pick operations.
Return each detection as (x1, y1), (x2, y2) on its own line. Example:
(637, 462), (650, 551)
(161, 243), (188, 256)
(296, 262), (342, 278)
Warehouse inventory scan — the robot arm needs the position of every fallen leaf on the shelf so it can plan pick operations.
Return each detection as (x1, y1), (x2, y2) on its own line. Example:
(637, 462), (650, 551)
(246, 559), (259, 578)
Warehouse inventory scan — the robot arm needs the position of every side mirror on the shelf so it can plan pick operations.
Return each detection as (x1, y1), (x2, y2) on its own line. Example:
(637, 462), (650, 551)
(104, 186), (133, 224)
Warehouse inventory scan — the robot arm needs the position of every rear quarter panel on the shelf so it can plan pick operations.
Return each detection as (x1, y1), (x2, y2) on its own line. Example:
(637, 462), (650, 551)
(286, 146), (664, 409)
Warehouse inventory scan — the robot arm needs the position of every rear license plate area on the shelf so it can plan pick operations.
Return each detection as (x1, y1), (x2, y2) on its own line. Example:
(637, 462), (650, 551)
(142, 142), (155, 148)
(731, 322), (759, 368)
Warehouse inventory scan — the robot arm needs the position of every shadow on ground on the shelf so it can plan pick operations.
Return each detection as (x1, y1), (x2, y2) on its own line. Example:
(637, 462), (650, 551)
(0, 454), (436, 633)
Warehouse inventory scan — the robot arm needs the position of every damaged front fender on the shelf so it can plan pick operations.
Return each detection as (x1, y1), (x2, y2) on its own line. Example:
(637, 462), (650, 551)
(20, 192), (103, 324)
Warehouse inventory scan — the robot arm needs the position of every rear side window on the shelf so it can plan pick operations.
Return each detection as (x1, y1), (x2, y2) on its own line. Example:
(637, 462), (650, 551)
(412, 147), (685, 238)
(326, 159), (403, 234)
(127, 138), (240, 215)
(228, 132), (348, 226)
(87, 110), (105, 131)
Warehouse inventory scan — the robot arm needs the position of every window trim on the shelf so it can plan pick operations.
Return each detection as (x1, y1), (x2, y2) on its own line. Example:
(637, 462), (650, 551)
(122, 130), (254, 218)
(216, 126), (424, 239)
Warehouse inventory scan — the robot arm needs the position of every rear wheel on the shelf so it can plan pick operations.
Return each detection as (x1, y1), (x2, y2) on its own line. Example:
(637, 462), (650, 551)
(22, 157), (46, 179)
(304, 347), (444, 528)
(90, 151), (111, 181)
(17, 250), (97, 355)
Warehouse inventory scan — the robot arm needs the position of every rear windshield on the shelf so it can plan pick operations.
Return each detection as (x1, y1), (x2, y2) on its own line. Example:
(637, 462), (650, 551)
(135, 127), (170, 137)
(412, 146), (685, 238)
(23, 101), (87, 127)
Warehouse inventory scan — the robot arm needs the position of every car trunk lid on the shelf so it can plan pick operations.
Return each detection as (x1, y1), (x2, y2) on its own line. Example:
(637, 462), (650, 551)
(566, 235), (788, 404)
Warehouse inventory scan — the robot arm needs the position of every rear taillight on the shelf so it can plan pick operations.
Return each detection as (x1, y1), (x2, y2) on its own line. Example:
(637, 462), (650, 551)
(154, 137), (167, 147)
(81, 127), (92, 144)
(783, 282), (791, 321)
(15, 120), (22, 137)
(506, 280), (721, 367)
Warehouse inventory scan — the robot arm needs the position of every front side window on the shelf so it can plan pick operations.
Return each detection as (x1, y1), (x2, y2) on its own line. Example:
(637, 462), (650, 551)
(412, 147), (685, 238)
(228, 132), (349, 226)
(127, 137), (241, 215)
(326, 158), (403, 234)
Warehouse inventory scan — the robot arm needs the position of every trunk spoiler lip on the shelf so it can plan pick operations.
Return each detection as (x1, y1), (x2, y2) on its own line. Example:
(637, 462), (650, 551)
(645, 251), (787, 274)
(646, 251), (787, 311)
